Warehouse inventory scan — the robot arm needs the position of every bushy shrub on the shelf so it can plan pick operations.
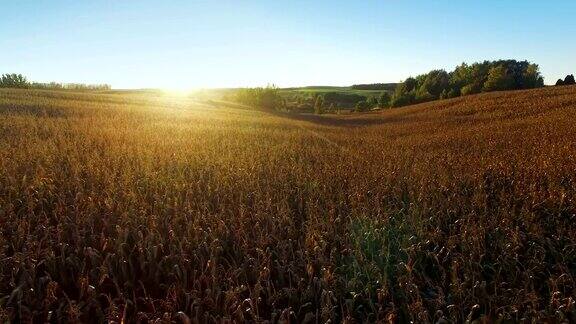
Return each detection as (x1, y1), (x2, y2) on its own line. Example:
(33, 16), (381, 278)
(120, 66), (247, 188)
(378, 92), (391, 108)
(354, 100), (371, 112)
(234, 85), (283, 110)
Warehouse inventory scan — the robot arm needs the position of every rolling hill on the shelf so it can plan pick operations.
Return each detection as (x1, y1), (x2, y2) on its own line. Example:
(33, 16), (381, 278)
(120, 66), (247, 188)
(0, 85), (575, 322)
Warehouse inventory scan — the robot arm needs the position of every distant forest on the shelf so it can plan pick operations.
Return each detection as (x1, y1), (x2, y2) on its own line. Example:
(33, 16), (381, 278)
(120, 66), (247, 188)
(0, 73), (111, 90)
(350, 83), (397, 91)
(226, 59), (566, 113)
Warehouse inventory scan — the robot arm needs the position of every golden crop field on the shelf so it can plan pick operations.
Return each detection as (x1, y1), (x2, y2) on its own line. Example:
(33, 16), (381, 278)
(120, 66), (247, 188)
(1, 86), (575, 323)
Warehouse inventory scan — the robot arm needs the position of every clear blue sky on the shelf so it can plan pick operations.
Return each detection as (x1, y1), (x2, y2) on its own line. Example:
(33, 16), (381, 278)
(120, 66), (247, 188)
(1, 1), (575, 89)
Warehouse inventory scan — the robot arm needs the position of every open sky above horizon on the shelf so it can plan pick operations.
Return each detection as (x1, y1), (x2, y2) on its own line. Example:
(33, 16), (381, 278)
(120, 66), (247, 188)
(2, 1), (575, 89)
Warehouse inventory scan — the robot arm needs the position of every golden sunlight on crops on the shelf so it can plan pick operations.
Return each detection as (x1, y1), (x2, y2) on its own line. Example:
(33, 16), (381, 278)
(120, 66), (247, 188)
(1, 86), (576, 322)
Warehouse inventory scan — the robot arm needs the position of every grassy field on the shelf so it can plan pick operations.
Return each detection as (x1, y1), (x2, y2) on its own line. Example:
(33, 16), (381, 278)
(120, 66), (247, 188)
(1, 86), (576, 322)
(274, 86), (387, 113)
(279, 86), (385, 97)
(196, 86), (388, 112)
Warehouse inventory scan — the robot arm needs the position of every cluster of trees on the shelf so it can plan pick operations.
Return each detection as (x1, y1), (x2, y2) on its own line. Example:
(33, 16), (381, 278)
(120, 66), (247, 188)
(273, 91), (375, 113)
(233, 85), (284, 110)
(350, 83), (397, 91)
(313, 93), (389, 114)
(30, 82), (111, 90)
(322, 92), (366, 107)
(390, 60), (545, 107)
(311, 92), (393, 114)
(314, 94), (339, 114)
(555, 74), (575, 86)
(353, 96), (376, 112)
(352, 92), (391, 112)
(0, 73), (111, 90)
(0, 73), (29, 88)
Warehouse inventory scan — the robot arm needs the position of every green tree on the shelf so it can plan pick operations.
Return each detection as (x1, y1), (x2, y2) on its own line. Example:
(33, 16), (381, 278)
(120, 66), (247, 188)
(522, 64), (544, 88)
(322, 92), (366, 107)
(421, 70), (450, 98)
(450, 63), (474, 91)
(366, 96), (378, 109)
(415, 87), (434, 103)
(234, 85), (282, 110)
(381, 59), (544, 106)
(314, 95), (325, 114)
(447, 88), (459, 98)
(391, 83), (415, 107)
(260, 85), (282, 110)
(378, 92), (391, 108)
(483, 65), (514, 92)
(0, 73), (29, 88)
(403, 77), (417, 92)
(354, 100), (371, 112)
(461, 84), (479, 96)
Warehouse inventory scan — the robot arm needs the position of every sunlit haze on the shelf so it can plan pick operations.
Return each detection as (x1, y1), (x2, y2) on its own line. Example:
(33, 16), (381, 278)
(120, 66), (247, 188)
(2, 1), (576, 88)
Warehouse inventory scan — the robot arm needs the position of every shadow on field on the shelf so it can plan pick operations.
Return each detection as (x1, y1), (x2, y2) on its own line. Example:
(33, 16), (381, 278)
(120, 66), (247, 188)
(268, 110), (392, 127)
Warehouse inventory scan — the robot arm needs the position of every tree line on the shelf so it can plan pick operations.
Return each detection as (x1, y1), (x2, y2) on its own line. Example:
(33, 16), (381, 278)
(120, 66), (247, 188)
(389, 60), (545, 108)
(0, 73), (111, 90)
(231, 85), (285, 110)
(350, 83), (397, 91)
(229, 59), (562, 114)
(281, 91), (377, 114)
(555, 74), (575, 86)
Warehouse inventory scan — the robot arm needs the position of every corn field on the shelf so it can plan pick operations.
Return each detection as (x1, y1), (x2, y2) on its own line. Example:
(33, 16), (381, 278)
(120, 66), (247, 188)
(0, 86), (575, 322)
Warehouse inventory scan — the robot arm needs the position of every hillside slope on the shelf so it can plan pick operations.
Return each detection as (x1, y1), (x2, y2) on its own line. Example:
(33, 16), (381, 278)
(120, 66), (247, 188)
(0, 86), (575, 322)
